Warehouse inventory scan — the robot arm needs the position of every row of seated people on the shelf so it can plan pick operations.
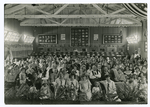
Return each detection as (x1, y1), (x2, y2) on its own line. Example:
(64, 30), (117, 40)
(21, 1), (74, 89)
(31, 51), (127, 58)
(4, 53), (147, 102)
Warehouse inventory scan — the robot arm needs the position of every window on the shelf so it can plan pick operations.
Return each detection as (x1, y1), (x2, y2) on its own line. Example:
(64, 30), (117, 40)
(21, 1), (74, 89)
(24, 35), (35, 43)
(5, 32), (21, 42)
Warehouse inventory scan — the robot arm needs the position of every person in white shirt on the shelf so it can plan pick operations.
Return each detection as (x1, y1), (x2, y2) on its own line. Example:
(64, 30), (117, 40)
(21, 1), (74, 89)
(134, 50), (140, 59)
(57, 60), (64, 72)
(89, 64), (101, 86)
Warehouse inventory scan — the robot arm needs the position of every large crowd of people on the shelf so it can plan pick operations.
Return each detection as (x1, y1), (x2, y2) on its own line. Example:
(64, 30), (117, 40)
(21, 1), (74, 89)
(4, 51), (148, 102)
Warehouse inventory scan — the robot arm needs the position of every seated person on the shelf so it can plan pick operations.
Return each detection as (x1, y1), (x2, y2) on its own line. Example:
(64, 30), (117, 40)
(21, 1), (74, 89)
(141, 66), (147, 78)
(138, 77), (147, 102)
(26, 64), (34, 74)
(66, 74), (79, 101)
(86, 64), (92, 77)
(102, 75), (121, 102)
(133, 67), (141, 79)
(110, 64), (126, 82)
(101, 66), (109, 80)
(79, 74), (92, 101)
(55, 73), (66, 99)
(116, 68), (126, 82)
(71, 65), (79, 80)
(28, 83), (38, 99)
(92, 81), (103, 101)
(19, 68), (27, 89)
(39, 80), (51, 99)
(126, 75), (138, 90)
(62, 66), (69, 81)
(89, 64), (101, 86)
(79, 64), (87, 78)
(124, 66), (132, 76)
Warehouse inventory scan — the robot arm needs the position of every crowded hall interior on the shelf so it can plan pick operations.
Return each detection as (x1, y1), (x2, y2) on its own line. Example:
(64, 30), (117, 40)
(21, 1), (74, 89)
(4, 3), (148, 104)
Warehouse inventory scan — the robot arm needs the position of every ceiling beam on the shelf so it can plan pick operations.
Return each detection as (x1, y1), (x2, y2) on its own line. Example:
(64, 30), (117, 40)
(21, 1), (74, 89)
(119, 18), (122, 24)
(110, 8), (126, 15)
(46, 19), (60, 24)
(123, 18), (141, 24)
(5, 14), (136, 19)
(20, 23), (142, 27)
(60, 9), (79, 24)
(54, 4), (69, 15)
(81, 9), (98, 23)
(114, 19), (117, 24)
(5, 4), (27, 14)
(25, 5), (51, 15)
(92, 4), (107, 15)
(61, 18), (69, 24)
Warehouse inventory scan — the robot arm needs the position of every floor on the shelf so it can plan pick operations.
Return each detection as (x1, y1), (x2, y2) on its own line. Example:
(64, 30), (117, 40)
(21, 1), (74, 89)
(5, 99), (147, 104)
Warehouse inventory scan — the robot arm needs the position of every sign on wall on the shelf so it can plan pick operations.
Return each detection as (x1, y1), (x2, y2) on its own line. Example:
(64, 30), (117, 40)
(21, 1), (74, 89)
(94, 34), (98, 40)
(38, 34), (57, 44)
(71, 28), (89, 46)
(103, 34), (122, 44)
(61, 34), (66, 40)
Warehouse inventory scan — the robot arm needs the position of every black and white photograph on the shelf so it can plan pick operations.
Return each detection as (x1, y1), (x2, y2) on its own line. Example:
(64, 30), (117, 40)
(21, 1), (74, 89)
(3, 1), (148, 105)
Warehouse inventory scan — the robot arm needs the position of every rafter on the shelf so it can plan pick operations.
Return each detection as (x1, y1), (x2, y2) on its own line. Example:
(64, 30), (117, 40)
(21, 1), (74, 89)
(123, 18), (141, 24)
(46, 19), (60, 24)
(60, 9), (79, 24)
(119, 18), (122, 24)
(5, 14), (136, 18)
(114, 19), (117, 24)
(81, 10), (98, 23)
(61, 18), (69, 24)
(20, 23), (142, 27)
(5, 4), (27, 14)
(92, 4), (107, 15)
(110, 8), (126, 15)
(54, 4), (69, 15)
(25, 5), (51, 15)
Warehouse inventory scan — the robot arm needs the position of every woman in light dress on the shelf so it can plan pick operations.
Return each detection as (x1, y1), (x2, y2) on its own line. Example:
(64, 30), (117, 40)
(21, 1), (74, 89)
(79, 74), (92, 101)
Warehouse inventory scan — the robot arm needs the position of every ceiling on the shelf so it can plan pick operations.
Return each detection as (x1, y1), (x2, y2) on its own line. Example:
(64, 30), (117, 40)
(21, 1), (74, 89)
(4, 3), (147, 27)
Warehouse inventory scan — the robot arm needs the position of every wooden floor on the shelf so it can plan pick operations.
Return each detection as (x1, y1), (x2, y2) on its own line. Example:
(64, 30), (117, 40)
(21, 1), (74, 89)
(5, 99), (147, 104)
